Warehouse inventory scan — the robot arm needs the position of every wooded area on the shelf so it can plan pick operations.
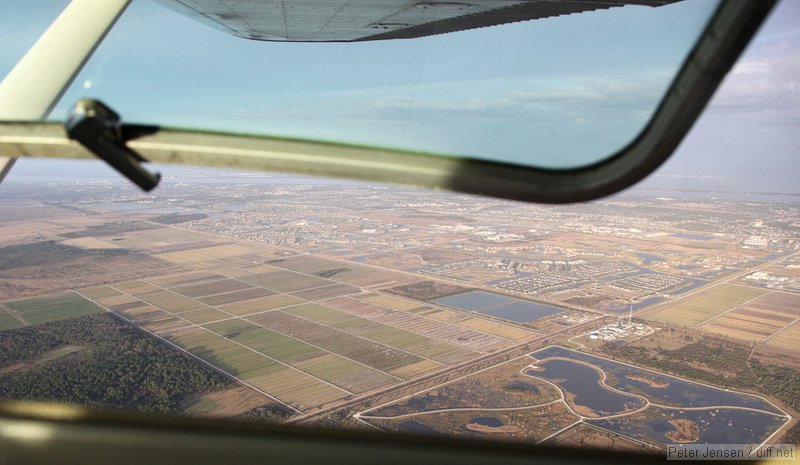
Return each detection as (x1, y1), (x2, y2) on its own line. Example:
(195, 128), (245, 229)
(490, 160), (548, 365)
(0, 313), (230, 414)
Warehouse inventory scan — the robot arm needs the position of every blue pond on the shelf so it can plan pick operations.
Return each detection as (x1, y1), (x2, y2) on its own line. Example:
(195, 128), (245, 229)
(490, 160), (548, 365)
(480, 301), (562, 322)
(525, 359), (645, 416)
(674, 233), (712, 241)
(434, 291), (562, 323)
(677, 265), (702, 270)
(434, 291), (514, 311)
(636, 253), (664, 264)
(470, 417), (503, 427)
(588, 406), (787, 446)
(531, 346), (783, 414)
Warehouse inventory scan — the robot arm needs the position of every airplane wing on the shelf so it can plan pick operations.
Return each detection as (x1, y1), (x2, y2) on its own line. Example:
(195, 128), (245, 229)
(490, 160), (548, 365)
(153, 0), (681, 42)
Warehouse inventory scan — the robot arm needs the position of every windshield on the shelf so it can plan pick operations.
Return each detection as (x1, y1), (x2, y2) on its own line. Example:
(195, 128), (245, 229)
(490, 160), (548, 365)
(1, 0), (799, 460)
(8, 0), (716, 169)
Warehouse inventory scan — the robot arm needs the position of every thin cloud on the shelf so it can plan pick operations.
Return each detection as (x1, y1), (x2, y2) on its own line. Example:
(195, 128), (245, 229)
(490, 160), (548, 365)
(711, 40), (800, 113)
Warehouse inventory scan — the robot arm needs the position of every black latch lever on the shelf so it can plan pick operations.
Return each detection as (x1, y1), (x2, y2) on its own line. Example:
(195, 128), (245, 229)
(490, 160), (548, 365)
(65, 99), (160, 191)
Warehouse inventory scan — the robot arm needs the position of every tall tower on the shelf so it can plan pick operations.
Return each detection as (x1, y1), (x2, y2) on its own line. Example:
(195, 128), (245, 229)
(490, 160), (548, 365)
(628, 304), (633, 326)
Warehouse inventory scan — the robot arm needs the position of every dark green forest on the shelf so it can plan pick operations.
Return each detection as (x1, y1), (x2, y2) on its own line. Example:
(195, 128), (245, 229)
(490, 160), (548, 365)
(0, 313), (229, 414)
(0, 241), (129, 271)
(150, 213), (208, 224)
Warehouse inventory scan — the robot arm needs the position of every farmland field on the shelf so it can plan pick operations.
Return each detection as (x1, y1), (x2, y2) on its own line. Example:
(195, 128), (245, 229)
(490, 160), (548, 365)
(219, 294), (305, 316)
(113, 280), (163, 295)
(164, 326), (347, 411)
(179, 307), (232, 324)
(4, 292), (106, 326)
(646, 285), (765, 327)
(0, 310), (24, 331)
(3, 179), (799, 449)
(359, 294), (421, 311)
(695, 291), (800, 342)
(79, 285), (123, 299)
(239, 270), (333, 293)
(291, 283), (360, 301)
(322, 296), (511, 353)
(73, 251), (543, 413)
(766, 321), (800, 352)
(172, 279), (252, 298)
(135, 291), (206, 313)
(245, 310), (441, 378)
(147, 271), (222, 287)
(197, 287), (275, 306)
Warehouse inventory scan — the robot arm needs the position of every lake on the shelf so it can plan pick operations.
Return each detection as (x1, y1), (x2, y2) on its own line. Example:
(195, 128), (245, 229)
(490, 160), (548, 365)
(531, 346), (783, 414)
(435, 291), (562, 323)
(525, 359), (645, 416)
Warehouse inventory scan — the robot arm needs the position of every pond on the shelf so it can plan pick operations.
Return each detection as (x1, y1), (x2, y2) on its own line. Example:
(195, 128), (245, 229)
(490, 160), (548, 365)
(588, 406), (787, 446)
(531, 346), (783, 414)
(435, 291), (562, 323)
(469, 417), (503, 427)
(673, 233), (712, 241)
(525, 359), (645, 416)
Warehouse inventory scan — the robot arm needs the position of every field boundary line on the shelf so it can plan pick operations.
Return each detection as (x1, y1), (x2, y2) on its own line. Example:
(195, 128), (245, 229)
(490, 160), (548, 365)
(369, 287), (543, 339)
(242, 313), (404, 383)
(75, 292), (302, 415)
(360, 399), (564, 420)
(162, 219), (603, 320)
(138, 279), (241, 320)
(105, 285), (226, 337)
(0, 303), (28, 326)
(641, 253), (796, 318)
(89, 286), (354, 400)
(763, 318), (800, 343)
(537, 419), (582, 444)
(197, 324), (356, 396)
(692, 291), (769, 328)
(316, 295), (500, 354)
(272, 307), (446, 367)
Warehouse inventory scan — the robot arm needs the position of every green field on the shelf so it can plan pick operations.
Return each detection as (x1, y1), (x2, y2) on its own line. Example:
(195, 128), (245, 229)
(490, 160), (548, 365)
(3, 292), (106, 326)
(283, 303), (475, 364)
(166, 328), (283, 378)
(246, 310), (431, 375)
(185, 397), (220, 414)
(229, 326), (322, 362)
(205, 318), (254, 335)
(165, 327), (348, 410)
(0, 311), (24, 331)
(647, 285), (766, 327)
(79, 285), (123, 299)
(136, 291), (205, 313)
(180, 307), (231, 324)
(205, 315), (403, 392)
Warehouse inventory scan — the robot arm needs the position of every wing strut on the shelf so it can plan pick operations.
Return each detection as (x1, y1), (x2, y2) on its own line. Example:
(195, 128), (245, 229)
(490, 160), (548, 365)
(0, 0), (131, 184)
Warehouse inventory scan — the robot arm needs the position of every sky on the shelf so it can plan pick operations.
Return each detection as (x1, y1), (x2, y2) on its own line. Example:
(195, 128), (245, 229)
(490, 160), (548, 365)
(1, 0), (798, 193)
(642, 0), (800, 193)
